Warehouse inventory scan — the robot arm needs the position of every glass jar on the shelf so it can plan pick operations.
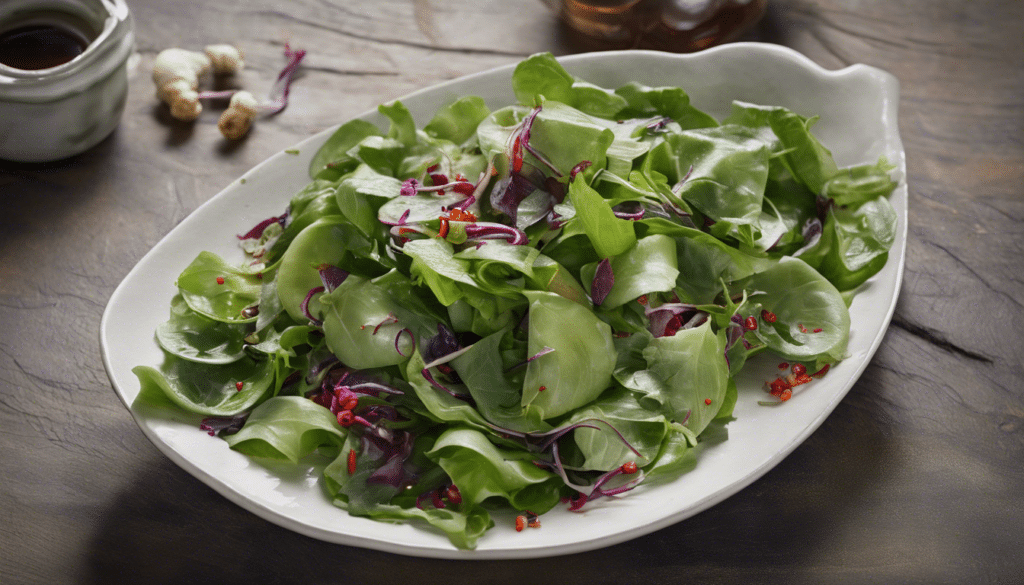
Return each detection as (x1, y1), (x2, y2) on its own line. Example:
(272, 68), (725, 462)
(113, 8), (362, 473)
(548, 0), (767, 53)
(0, 0), (134, 162)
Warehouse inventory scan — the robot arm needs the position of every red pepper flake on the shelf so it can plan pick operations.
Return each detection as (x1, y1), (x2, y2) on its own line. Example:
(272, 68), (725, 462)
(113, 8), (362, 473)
(216, 276), (225, 285)
(347, 449), (357, 475)
(515, 514), (526, 532)
(451, 181), (475, 196)
(637, 294), (649, 306)
(704, 398), (712, 405)
(337, 410), (355, 427)
(437, 217), (450, 239)
(744, 316), (758, 331)
(426, 163), (440, 173)
(526, 511), (541, 529)
(448, 208), (477, 222)
(792, 364), (807, 376)
(760, 309), (777, 323)
(778, 362), (790, 370)
(235, 381), (244, 391)
(769, 377), (792, 397)
(811, 364), (830, 378)
(397, 227), (417, 236)
(799, 323), (808, 333)
(538, 385), (546, 392)
(793, 373), (813, 386)
(813, 327), (823, 333)
(256, 272), (263, 280)
(779, 389), (793, 401)
(445, 484), (462, 505)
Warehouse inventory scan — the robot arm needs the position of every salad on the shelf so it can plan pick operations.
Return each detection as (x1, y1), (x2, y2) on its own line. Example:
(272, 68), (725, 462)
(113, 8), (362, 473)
(133, 52), (898, 549)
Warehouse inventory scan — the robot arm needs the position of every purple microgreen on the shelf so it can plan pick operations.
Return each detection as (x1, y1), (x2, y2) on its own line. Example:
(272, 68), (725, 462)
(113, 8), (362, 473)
(196, 89), (238, 101)
(644, 116), (670, 133)
(463, 222), (528, 245)
(199, 413), (249, 436)
(591, 258), (614, 306)
(365, 430), (415, 488)
(490, 169), (539, 222)
(671, 164), (695, 195)
(345, 381), (404, 396)
(569, 160), (592, 181)
(504, 346), (555, 373)
(426, 324), (461, 363)
(612, 202), (646, 221)
(400, 178), (420, 197)
(379, 208), (411, 227)
(372, 312), (399, 335)
(794, 217), (823, 256)
(420, 367), (474, 403)
(262, 44), (306, 116)
(237, 212), (287, 240)
(317, 264), (349, 292)
(300, 286), (326, 326)
(394, 328), (414, 357)
(523, 142), (563, 176)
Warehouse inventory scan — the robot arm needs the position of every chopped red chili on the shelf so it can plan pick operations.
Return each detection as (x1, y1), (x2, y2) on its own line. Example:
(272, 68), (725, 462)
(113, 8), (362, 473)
(235, 381), (243, 391)
(761, 309), (777, 323)
(216, 276), (225, 285)
(515, 514), (526, 532)
(347, 449), (357, 475)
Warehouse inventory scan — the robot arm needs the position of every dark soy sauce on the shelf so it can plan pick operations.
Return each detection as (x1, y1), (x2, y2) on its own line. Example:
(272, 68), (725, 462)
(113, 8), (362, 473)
(0, 17), (93, 70)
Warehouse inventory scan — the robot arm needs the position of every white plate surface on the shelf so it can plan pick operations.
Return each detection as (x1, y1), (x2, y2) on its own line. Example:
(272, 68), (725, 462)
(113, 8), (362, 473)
(101, 43), (906, 559)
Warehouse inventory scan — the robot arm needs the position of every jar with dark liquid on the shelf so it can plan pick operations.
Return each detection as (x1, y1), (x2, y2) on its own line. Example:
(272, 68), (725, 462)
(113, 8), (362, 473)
(0, 0), (134, 162)
(0, 18), (93, 71)
(550, 0), (767, 52)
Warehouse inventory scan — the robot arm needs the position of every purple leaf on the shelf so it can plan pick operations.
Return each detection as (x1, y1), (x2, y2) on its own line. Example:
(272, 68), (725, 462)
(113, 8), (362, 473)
(591, 258), (614, 306)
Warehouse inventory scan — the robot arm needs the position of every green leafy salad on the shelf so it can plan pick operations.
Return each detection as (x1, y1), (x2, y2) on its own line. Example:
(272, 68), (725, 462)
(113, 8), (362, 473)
(133, 52), (898, 549)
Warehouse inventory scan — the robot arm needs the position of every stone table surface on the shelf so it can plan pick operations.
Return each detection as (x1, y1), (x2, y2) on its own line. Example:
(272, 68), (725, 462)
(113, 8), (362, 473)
(1, 1), (1022, 583)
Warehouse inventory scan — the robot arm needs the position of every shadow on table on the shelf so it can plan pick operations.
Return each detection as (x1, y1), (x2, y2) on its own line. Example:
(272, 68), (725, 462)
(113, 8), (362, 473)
(79, 387), (895, 585)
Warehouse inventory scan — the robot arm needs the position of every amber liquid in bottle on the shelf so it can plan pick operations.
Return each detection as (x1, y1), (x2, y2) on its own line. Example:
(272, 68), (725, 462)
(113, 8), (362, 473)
(559, 0), (767, 52)
(0, 12), (94, 70)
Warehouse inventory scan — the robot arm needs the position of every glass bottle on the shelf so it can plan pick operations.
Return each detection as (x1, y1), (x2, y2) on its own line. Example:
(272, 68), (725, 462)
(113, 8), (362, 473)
(550, 0), (767, 52)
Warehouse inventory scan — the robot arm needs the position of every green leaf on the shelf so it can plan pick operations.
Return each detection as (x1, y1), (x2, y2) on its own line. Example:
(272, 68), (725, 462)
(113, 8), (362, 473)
(378, 100), (417, 147)
(309, 119), (382, 180)
(569, 387), (670, 471)
(424, 95), (491, 145)
(224, 396), (347, 463)
(640, 320), (730, 436)
(521, 291), (616, 419)
(742, 257), (851, 368)
(176, 251), (262, 324)
(156, 295), (248, 364)
(822, 158), (898, 208)
(427, 427), (561, 512)
(798, 196), (898, 291)
(614, 82), (719, 130)
(132, 354), (275, 416)
(275, 217), (384, 321)
(567, 176), (637, 259)
(581, 234), (679, 309)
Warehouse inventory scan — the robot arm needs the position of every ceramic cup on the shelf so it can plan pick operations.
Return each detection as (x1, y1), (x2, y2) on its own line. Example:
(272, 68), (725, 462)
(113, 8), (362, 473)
(0, 0), (134, 162)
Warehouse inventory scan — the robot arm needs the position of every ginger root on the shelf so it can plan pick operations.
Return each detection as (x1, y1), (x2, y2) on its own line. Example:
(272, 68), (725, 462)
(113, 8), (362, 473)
(152, 45), (245, 122)
(217, 91), (259, 140)
(204, 44), (244, 75)
(152, 48), (211, 121)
